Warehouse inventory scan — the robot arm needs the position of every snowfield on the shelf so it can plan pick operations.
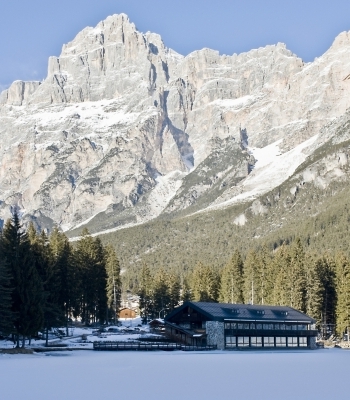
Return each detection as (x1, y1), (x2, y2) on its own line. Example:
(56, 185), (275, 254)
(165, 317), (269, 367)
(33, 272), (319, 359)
(0, 348), (349, 399)
(205, 134), (319, 213)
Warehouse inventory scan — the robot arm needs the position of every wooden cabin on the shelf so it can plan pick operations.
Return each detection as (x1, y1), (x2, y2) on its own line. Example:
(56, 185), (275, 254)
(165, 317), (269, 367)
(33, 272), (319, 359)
(119, 308), (136, 319)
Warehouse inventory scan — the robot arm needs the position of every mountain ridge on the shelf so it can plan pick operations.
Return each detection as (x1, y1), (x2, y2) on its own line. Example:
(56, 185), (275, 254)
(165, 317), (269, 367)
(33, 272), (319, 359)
(1, 14), (350, 241)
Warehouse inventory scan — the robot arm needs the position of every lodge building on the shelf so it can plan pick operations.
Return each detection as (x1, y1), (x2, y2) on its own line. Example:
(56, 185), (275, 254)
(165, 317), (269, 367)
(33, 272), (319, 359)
(164, 302), (318, 350)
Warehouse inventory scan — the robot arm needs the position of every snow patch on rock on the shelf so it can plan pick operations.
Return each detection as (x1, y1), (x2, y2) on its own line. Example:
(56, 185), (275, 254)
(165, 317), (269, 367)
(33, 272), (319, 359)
(205, 134), (319, 212)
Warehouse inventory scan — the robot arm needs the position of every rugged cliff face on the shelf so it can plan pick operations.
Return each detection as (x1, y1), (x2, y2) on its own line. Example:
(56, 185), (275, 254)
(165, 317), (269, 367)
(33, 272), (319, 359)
(1, 14), (350, 233)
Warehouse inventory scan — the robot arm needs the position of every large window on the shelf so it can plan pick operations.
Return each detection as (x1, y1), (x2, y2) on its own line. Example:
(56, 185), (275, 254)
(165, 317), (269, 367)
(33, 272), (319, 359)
(237, 323), (250, 330)
(225, 336), (236, 348)
(224, 322), (310, 331)
(299, 337), (307, 347)
(263, 324), (273, 330)
(276, 323), (286, 330)
(250, 337), (262, 347)
(237, 337), (249, 347)
(264, 337), (275, 347)
(285, 323), (309, 331)
(288, 337), (298, 347)
(275, 337), (286, 347)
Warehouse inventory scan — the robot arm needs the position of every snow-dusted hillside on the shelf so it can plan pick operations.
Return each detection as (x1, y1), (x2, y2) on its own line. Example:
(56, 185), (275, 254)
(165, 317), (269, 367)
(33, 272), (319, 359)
(1, 14), (350, 234)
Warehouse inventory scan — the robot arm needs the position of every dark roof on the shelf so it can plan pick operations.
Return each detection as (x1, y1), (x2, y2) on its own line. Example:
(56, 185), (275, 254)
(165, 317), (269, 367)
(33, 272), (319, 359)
(149, 319), (165, 326)
(165, 302), (316, 323)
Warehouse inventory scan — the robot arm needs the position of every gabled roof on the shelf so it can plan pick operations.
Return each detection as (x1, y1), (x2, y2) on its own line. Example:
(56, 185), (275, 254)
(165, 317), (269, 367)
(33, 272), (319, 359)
(165, 302), (316, 323)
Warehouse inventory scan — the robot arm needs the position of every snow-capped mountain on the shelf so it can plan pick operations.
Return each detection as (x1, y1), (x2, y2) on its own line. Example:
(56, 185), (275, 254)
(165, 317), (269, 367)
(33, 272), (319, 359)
(1, 14), (350, 233)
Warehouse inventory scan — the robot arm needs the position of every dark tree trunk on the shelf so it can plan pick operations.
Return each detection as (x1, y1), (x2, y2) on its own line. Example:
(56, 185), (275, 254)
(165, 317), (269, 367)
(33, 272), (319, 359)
(46, 326), (49, 347)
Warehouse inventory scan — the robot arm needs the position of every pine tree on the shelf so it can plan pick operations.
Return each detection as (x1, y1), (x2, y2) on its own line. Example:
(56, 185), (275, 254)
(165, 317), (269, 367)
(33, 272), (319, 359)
(257, 245), (273, 305)
(49, 227), (77, 334)
(219, 250), (244, 303)
(243, 250), (259, 304)
(150, 268), (169, 318)
(335, 252), (350, 336)
(1, 213), (44, 347)
(190, 262), (219, 302)
(0, 255), (13, 335)
(74, 230), (107, 324)
(272, 244), (290, 306)
(28, 224), (65, 344)
(180, 277), (192, 303)
(288, 238), (307, 312)
(319, 254), (337, 330)
(94, 238), (108, 324)
(167, 273), (181, 312)
(138, 264), (152, 323)
(305, 253), (324, 326)
(105, 244), (121, 324)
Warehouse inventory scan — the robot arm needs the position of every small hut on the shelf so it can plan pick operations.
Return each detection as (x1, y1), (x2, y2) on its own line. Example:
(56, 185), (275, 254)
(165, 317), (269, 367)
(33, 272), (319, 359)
(119, 308), (136, 319)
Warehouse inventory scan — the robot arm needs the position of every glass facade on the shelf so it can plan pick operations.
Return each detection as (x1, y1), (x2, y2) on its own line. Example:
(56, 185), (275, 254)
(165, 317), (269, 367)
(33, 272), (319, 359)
(224, 322), (309, 331)
(237, 336), (250, 347)
(275, 337), (287, 347)
(225, 336), (236, 348)
(288, 337), (298, 347)
(225, 335), (309, 349)
(224, 321), (312, 349)
(264, 337), (275, 347)
(250, 337), (262, 347)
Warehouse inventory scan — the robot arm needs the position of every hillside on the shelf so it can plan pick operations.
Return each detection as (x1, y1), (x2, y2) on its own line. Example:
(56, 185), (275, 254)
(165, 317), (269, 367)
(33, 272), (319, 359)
(92, 112), (350, 275)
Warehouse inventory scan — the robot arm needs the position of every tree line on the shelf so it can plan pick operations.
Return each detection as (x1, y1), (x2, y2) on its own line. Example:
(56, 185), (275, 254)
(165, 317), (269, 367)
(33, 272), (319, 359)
(1, 211), (350, 344)
(137, 238), (350, 337)
(0, 213), (121, 347)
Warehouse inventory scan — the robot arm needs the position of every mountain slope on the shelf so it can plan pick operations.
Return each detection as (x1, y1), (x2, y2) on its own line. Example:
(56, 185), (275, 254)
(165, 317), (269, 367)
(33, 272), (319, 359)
(94, 111), (350, 274)
(1, 14), (350, 239)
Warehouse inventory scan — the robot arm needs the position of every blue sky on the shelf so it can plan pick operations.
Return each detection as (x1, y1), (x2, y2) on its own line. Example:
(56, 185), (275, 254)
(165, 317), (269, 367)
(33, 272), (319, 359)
(1, 0), (350, 90)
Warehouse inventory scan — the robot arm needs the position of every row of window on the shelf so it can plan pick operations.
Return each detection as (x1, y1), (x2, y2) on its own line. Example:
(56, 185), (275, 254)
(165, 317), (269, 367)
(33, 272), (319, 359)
(224, 322), (309, 331)
(225, 336), (308, 348)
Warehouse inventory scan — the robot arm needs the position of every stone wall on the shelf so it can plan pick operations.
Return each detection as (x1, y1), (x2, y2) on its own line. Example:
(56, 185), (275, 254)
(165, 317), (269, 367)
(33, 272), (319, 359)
(309, 336), (317, 350)
(206, 321), (225, 349)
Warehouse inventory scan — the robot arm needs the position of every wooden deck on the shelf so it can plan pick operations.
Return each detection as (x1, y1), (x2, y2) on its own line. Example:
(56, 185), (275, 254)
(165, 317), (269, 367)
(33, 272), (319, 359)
(93, 341), (216, 351)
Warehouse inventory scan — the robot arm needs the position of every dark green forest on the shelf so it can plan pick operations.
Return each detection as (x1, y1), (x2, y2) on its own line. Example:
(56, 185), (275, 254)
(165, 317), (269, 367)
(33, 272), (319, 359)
(2, 191), (350, 347)
(135, 239), (350, 337)
(0, 213), (121, 347)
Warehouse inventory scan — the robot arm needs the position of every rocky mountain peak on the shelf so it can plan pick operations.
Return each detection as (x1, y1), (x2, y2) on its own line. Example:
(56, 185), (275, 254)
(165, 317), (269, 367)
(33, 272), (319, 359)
(330, 30), (350, 50)
(1, 15), (350, 235)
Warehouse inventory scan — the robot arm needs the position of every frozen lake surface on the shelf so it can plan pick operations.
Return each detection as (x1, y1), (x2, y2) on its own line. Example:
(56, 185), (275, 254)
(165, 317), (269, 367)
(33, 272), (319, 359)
(0, 348), (348, 399)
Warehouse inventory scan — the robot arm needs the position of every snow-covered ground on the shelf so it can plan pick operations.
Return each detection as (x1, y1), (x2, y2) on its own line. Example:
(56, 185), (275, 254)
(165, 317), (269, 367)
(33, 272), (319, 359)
(0, 348), (349, 399)
(0, 318), (148, 350)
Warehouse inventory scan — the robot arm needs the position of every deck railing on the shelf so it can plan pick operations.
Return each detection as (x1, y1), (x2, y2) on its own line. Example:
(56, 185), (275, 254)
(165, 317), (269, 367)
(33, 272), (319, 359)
(93, 341), (216, 351)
